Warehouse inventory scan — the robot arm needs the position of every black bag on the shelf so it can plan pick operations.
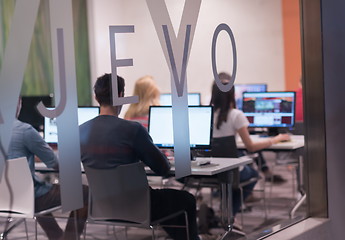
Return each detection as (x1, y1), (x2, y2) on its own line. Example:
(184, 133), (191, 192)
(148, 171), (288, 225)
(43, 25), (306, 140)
(197, 203), (220, 234)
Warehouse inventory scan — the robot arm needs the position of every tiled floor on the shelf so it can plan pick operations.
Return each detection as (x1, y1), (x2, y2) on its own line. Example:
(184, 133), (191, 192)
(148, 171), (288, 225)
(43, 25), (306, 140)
(1, 152), (306, 240)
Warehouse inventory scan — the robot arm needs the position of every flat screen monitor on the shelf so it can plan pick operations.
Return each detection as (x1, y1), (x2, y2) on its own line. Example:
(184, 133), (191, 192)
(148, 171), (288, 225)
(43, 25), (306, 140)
(234, 84), (267, 110)
(148, 106), (213, 148)
(242, 91), (296, 132)
(44, 106), (100, 144)
(18, 95), (53, 132)
(160, 93), (201, 106)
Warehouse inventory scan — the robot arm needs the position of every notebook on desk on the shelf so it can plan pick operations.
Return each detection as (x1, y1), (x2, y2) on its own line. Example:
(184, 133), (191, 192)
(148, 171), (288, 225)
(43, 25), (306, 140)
(193, 157), (212, 166)
(168, 157), (211, 166)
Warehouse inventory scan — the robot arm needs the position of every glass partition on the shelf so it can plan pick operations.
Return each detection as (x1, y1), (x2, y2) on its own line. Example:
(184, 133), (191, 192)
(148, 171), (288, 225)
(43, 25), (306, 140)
(0, 0), (313, 239)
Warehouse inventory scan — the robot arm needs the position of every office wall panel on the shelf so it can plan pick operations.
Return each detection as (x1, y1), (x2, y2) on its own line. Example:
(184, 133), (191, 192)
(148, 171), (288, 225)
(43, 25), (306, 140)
(321, 0), (345, 239)
(300, 0), (327, 219)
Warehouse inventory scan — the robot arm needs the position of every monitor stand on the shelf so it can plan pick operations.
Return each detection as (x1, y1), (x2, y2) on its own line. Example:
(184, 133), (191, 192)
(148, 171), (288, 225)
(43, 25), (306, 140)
(190, 148), (212, 160)
(259, 127), (279, 137)
(267, 127), (279, 136)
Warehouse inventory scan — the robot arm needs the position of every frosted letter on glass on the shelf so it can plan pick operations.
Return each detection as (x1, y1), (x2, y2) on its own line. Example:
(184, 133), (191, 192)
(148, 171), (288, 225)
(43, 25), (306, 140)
(0, 0), (40, 178)
(162, 25), (191, 97)
(47, 0), (83, 212)
(0, 113), (3, 160)
(212, 23), (237, 92)
(0, 111), (3, 162)
(37, 29), (67, 118)
(147, 0), (201, 178)
(109, 26), (139, 106)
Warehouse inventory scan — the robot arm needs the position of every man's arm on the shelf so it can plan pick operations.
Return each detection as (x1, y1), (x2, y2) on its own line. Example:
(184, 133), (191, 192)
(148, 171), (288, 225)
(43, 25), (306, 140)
(133, 125), (171, 176)
(23, 126), (58, 169)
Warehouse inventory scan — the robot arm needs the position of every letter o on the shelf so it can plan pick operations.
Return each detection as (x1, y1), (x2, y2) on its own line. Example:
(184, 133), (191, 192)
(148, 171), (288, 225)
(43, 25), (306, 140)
(211, 23), (237, 92)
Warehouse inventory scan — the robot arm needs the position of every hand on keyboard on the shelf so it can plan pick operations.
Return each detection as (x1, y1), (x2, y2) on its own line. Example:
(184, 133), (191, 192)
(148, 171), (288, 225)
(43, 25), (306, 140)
(274, 133), (291, 144)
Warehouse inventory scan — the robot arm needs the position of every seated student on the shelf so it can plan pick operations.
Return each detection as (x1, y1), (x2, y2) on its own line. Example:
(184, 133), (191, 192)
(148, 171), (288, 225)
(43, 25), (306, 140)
(124, 75), (160, 129)
(124, 75), (173, 158)
(8, 98), (88, 240)
(79, 74), (206, 240)
(210, 72), (290, 217)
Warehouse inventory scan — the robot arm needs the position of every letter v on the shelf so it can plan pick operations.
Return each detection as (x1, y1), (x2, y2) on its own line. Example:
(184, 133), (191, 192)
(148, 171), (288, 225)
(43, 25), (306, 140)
(146, 0), (201, 96)
(147, 0), (201, 179)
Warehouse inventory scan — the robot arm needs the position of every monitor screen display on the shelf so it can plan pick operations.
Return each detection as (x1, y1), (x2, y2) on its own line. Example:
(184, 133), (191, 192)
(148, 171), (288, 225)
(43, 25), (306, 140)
(160, 93), (201, 106)
(242, 91), (296, 128)
(44, 107), (100, 143)
(148, 106), (213, 148)
(234, 84), (267, 110)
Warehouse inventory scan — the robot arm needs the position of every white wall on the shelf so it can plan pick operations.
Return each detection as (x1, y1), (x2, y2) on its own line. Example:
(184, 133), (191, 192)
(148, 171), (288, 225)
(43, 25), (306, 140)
(87, 0), (285, 109)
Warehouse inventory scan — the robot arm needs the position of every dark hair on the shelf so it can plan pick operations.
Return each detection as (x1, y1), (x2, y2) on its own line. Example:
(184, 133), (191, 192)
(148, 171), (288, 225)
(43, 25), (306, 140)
(210, 72), (236, 129)
(94, 73), (125, 106)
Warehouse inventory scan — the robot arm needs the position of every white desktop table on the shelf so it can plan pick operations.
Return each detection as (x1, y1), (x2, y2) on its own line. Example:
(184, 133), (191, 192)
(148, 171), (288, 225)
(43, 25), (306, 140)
(35, 157), (252, 175)
(144, 156), (252, 175)
(236, 134), (305, 151)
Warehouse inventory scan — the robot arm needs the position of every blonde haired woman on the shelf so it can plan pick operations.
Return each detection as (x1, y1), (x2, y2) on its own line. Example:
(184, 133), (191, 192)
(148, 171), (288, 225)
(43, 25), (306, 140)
(125, 75), (160, 128)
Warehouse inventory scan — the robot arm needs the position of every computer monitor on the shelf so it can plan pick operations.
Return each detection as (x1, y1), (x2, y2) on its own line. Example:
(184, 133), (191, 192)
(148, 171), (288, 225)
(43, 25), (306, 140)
(44, 106), (100, 144)
(148, 106), (213, 149)
(18, 95), (53, 132)
(234, 84), (267, 110)
(242, 91), (296, 135)
(160, 93), (201, 106)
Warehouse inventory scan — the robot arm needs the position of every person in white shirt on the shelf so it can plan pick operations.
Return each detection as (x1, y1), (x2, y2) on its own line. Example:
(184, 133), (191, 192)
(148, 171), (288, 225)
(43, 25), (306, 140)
(210, 72), (290, 216)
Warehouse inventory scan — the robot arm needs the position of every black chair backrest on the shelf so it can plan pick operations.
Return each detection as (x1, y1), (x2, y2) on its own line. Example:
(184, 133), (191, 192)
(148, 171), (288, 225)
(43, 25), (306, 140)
(210, 136), (238, 158)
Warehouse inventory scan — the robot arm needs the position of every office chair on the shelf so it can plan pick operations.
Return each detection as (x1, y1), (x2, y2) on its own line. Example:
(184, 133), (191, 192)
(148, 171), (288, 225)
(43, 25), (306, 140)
(0, 157), (61, 240)
(210, 136), (239, 158)
(83, 161), (189, 240)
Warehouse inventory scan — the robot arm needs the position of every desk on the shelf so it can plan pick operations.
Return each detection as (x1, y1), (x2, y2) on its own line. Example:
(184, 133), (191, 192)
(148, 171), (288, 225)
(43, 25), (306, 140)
(143, 157), (252, 176)
(35, 157), (252, 176)
(35, 157), (252, 238)
(236, 135), (304, 151)
(237, 134), (305, 219)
